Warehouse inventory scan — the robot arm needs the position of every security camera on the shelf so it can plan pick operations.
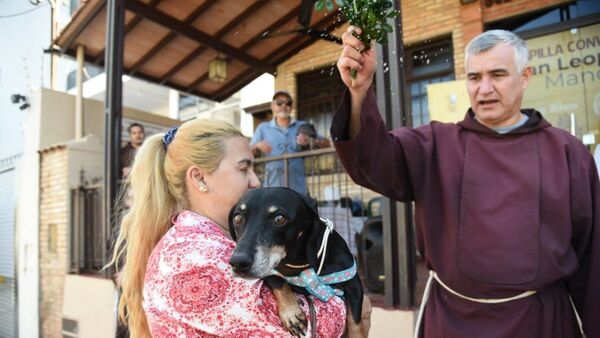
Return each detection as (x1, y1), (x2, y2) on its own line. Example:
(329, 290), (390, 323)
(11, 94), (25, 104)
(11, 94), (29, 110)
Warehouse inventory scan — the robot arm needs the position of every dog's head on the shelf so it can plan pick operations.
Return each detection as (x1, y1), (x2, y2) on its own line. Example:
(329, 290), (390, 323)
(228, 187), (324, 278)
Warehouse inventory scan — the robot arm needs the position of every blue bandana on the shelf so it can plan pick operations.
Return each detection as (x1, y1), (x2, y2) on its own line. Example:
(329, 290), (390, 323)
(163, 126), (179, 149)
(270, 261), (357, 302)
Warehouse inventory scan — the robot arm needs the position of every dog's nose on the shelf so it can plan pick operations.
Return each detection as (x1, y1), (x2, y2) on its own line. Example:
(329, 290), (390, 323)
(229, 253), (253, 273)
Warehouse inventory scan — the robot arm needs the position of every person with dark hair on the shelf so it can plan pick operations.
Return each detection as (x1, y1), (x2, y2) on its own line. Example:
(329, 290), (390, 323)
(334, 27), (599, 338)
(251, 91), (330, 195)
(120, 123), (145, 178)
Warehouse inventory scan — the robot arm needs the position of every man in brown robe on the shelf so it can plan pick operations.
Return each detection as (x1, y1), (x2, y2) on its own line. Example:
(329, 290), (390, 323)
(334, 28), (598, 338)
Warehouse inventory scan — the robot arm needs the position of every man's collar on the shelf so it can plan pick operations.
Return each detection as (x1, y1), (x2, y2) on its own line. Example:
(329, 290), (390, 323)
(269, 117), (298, 128)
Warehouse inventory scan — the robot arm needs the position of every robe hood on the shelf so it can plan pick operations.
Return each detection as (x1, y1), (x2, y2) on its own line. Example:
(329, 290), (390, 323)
(457, 109), (551, 136)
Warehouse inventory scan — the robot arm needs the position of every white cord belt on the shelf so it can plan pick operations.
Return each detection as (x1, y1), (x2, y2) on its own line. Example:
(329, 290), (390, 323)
(413, 270), (585, 338)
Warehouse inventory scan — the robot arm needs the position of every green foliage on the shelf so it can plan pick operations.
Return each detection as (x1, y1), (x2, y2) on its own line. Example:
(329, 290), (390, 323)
(315, 0), (400, 51)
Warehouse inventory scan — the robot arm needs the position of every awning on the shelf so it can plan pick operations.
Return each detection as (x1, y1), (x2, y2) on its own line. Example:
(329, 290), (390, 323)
(54, 0), (344, 102)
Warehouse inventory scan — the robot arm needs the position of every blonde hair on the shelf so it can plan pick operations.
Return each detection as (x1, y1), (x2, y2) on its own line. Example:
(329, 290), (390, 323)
(110, 118), (243, 337)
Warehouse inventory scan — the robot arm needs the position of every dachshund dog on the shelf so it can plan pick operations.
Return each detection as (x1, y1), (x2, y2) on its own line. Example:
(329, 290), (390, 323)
(228, 187), (364, 337)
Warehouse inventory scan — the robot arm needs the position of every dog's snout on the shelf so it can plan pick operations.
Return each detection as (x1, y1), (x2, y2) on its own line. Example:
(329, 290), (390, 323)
(229, 252), (253, 273)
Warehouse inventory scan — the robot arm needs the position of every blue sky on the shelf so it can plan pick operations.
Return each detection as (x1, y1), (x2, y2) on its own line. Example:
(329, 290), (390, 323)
(0, 1), (52, 159)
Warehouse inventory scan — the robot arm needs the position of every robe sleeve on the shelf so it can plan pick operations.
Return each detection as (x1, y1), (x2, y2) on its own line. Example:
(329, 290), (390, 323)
(565, 141), (600, 337)
(330, 88), (432, 202)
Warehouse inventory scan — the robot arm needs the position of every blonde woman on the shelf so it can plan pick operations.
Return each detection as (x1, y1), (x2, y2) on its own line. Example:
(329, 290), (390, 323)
(111, 119), (348, 337)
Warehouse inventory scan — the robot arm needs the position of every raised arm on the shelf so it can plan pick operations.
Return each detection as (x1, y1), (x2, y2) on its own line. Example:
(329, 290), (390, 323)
(336, 26), (377, 139)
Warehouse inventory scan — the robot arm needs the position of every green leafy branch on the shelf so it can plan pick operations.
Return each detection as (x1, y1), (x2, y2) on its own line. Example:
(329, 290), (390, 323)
(315, 0), (400, 51)
(315, 0), (399, 85)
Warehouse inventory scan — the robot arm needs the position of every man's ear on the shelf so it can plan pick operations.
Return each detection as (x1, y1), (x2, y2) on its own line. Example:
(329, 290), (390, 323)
(521, 65), (533, 90)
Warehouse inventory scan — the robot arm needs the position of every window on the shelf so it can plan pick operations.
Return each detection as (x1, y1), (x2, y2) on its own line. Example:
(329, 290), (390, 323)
(297, 66), (346, 138)
(406, 39), (455, 127)
(70, 0), (80, 15)
(65, 64), (103, 91)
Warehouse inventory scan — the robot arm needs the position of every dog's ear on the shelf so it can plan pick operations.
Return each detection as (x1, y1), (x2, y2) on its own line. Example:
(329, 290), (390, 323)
(298, 192), (319, 217)
(228, 204), (238, 241)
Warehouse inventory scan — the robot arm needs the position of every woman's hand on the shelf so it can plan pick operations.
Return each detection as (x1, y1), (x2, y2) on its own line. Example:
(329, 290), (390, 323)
(337, 26), (377, 97)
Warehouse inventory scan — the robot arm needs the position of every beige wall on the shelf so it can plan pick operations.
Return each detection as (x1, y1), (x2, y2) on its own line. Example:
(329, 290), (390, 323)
(63, 275), (116, 338)
(34, 88), (179, 337)
(38, 88), (181, 151)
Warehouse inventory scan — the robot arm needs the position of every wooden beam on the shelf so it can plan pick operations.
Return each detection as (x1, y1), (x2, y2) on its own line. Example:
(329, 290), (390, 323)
(271, 16), (344, 66)
(129, 0), (219, 74)
(59, 0), (106, 54)
(213, 13), (342, 101)
(213, 67), (258, 102)
(159, 0), (271, 84)
(94, 0), (164, 65)
(185, 4), (302, 91)
(125, 0), (275, 73)
(64, 47), (214, 100)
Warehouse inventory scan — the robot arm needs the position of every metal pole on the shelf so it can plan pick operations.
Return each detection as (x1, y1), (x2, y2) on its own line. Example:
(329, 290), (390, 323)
(103, 0), (125, 275)
(375, 0), (416, 308)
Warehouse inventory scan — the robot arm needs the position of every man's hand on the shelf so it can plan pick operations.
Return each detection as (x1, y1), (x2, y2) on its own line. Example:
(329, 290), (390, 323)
(337, 26), (377, 139)
(296, 133), (310, 147)
(337, 26), (377, 97)
(252, 140), (272, 155)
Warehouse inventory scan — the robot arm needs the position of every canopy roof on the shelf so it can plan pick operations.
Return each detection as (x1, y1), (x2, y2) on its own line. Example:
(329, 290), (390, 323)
(54, 0), (343, 101)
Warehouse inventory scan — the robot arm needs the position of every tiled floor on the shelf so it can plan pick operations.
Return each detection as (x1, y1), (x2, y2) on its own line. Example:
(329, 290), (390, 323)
(362, 259), (429, 337)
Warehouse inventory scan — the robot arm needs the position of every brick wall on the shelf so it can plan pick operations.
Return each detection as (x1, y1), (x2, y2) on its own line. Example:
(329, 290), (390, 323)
(275, 25), (347, 116)
(39, 145), (68, 338)
(483, 0), (572, 23)
(277, 0), (572, 90)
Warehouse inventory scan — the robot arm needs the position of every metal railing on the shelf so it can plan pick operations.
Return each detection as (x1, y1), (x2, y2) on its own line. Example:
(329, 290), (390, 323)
(254, 147), (389, 294)
(69, 183), (106, 275)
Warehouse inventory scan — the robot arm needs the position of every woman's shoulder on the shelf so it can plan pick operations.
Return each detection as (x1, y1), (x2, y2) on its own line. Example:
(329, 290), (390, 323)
(146, 211), (235, 279)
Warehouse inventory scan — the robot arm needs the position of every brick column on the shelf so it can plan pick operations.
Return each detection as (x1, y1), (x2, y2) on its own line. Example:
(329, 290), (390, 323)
(461, 1), (484, 52)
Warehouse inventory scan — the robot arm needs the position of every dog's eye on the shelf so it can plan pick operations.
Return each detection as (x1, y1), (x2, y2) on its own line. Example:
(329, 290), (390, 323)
(233, 214), (244, 226)
(273, 215), (287, 226)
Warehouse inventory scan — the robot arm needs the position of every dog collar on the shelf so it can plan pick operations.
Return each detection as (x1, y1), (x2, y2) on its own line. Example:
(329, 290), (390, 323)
(270, 261), (357, 302)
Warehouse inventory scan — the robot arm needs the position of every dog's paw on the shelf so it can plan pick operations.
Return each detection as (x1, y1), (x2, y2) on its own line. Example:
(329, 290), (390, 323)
(280, 307), (307, 337)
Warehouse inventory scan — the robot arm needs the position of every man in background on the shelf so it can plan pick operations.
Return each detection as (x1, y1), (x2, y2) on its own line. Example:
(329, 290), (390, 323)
(120, 123), (145, 178)
(251, 90), (329, 195)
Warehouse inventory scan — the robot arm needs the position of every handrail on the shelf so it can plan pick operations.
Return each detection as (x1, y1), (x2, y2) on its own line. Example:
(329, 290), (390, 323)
(254, 147), (337, 163)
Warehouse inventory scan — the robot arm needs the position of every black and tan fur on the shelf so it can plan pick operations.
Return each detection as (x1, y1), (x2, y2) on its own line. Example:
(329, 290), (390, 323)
(228, 187), (364, 337)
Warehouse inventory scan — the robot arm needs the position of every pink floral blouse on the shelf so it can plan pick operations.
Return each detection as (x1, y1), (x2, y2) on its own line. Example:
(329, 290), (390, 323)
(143, 210), (347, 337)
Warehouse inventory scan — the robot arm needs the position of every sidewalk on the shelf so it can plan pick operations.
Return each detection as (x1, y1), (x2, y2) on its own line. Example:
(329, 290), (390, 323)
(369, 307), (414, 338)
